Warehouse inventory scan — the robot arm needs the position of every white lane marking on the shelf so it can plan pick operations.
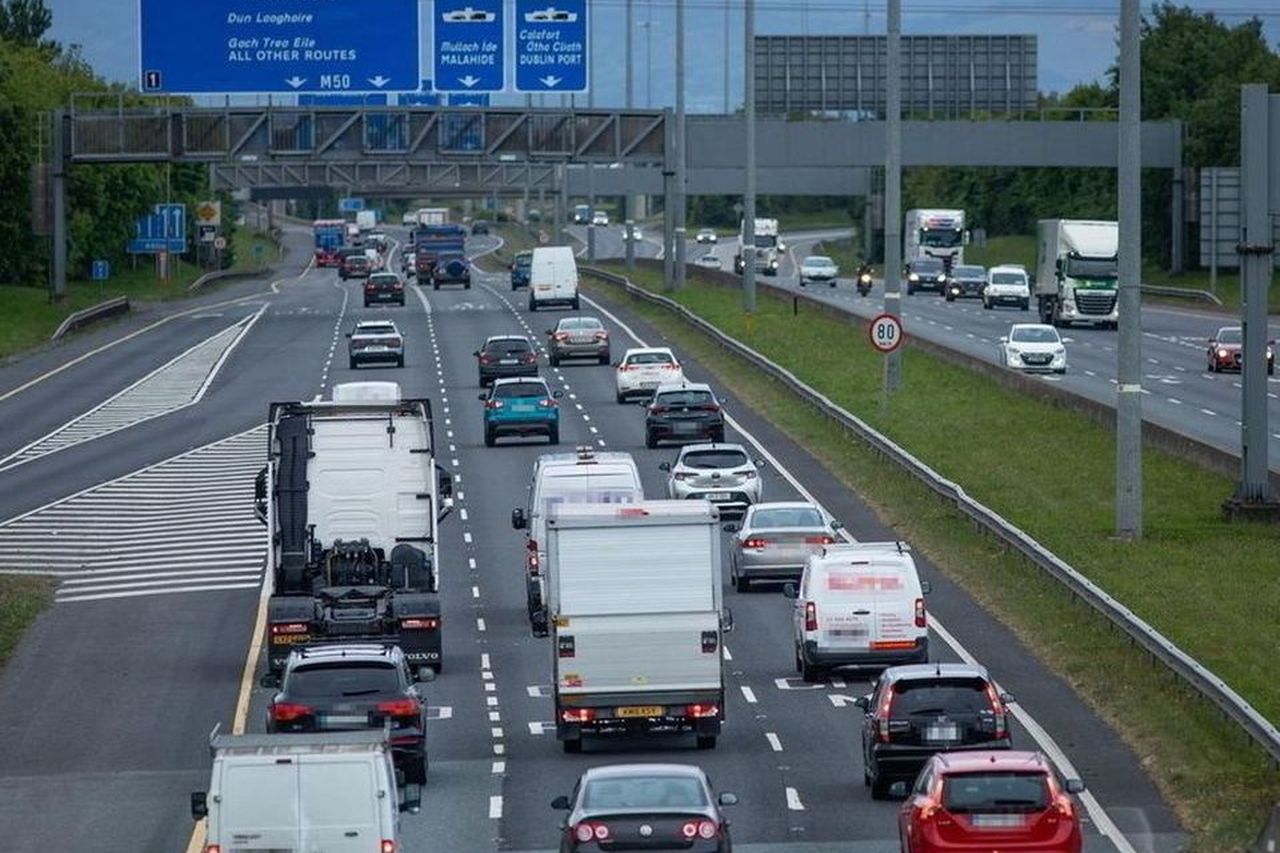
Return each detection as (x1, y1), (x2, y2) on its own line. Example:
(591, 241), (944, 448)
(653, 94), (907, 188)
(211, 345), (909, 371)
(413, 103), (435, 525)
(492, 761), (506, 774)
(489, 796), (503, 820)
(493, 743), (505, 755)
(489, 711), (501, 722)
(464, 532), (473, 543)
(722, 646), (732, 661)
(1200, 408), (1216, 416)
(583, 288), (1141, 853)
(1168, 398), (1182, 405)
(476, 617), (487, 632)
(785, 787), (805, 811)
(740, 685), (758, 704)
(460, 508), (469, 521)
(765, 732), (783, 752)
(469, 557), (478, 570)
(472, 585), (481, 599)
(481, 653), (491, 669)
(491, 727), (504, 739)
(482, 670), (494, 681)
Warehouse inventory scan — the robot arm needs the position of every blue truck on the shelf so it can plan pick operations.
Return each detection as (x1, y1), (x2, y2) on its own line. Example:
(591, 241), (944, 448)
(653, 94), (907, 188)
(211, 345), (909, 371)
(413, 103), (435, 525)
(414, 225), (467, 278)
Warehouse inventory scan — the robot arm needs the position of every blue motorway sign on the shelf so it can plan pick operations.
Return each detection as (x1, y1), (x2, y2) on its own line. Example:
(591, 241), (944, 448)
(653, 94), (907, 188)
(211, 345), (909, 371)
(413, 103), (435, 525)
(448, 93), (491, 106)
(433, 0), (504, 92)
(515, 1), (588, 92)
(128, 203), (187, 254)
(91, 260), (111, 281)
(139, 0), (420, 94)
(299, 93), (389, 106)
(338, 197), (366, 213)
(399, 80), (443, 106)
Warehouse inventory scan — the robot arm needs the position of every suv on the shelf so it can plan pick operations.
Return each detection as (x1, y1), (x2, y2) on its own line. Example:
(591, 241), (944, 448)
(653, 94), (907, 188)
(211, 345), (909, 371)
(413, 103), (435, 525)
(479, 377), (562, 447)
(363, 272), (405, 307)
(431, 251), (471, 289)
(645, 382), (725, 447)
(471, 219), (490, 235)
(661, 442), (763, 516)
(945, 264), (987, 301)
(266, 644), (431, 786)
(339, 251), (372, 280)
(476, 335), (538, 386)
(857, 663), (1014, 798)
(510, 251), (533, 290)
(906, 257), (948, 295)
(546, 316), (610, 366)
(347, 320), (404, 369)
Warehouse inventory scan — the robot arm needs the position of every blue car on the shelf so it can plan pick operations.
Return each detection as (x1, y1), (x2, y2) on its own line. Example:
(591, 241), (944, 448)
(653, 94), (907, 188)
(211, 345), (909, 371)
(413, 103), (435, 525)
(480, 377), (563, 447)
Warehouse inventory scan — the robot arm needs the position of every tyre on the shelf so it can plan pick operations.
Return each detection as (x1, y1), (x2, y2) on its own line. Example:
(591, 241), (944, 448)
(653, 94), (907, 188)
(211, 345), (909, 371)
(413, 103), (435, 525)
(711, 428), (726, 443)
(396, 357), (405, 368)
(1269, 364), (1275, 376)
(734, 572), (750, 593)
(799, 280), (807, 287)
(549, 355), (560, 367)
(983, 299), (992, 310)
(406, 753), (428, 786)
(599, 353), (610, 365)
(571, 296), (581, 310)
(945, 292), (955, 303)
(906, 284), (915, 296)
(645, 430), (658, 449)
(363, 299), (371, 307)
(548, 426), (560, 445)
(398, 298), (405, 306)
(616, 392), (626, 405)
(794, 647), (803, 674)
(1055, 368), (1067, 375)
(348, 357), (358, 370)
(528, 300), (538, 312)
(432, 282), (439, 290)
(870, 772), (892, 801)
(829, 281), (836, 288)
(695, 735), (717, 750)
(484, 427), (495, 448)
(1021, 299), (1030, 311)
(799, 655), (823, 684)
(1208, 360), (1217, 373)
(562, 738), (582, 754)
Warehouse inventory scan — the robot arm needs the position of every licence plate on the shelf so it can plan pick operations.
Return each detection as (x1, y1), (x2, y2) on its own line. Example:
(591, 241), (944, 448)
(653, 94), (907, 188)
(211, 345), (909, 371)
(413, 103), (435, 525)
(971, 813), (1025, 829)
(706, 491), (731, 500)
(321, 714), (369, 726)
(673, 422), (699, 433)
(617, 705), (664, 718)
(273, 634), (312, 645)
(926, 724), (959, 742)
(366, 346), (387, 352)
(827, 627), (867, 638)
(500, 358), (518, 364)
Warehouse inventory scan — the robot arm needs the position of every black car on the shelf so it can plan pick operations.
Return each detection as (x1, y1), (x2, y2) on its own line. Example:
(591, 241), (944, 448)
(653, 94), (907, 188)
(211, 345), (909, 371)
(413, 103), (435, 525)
(906, 256), (948, 295)
(363, 272), (405, 306)
(471, 219), (491, 235)
(552, 764), (737, 853)
(857, 663), (1014, 799)
(511, 251), (533, 290)
(645, 383), (725, 448)
(266, 644), (433, 785)
(432, 251), (471, 290)
(476, 335), (539, 385)
(945, 263), (987, 302)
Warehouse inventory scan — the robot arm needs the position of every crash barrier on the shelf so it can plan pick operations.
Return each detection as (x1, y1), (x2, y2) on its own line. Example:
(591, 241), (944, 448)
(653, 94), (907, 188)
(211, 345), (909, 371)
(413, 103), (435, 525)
(1140, 284), (1223, 306)
(583, 264), (1280, 768)
(188, 266), (272, 293)
(50, 296), (129, 341)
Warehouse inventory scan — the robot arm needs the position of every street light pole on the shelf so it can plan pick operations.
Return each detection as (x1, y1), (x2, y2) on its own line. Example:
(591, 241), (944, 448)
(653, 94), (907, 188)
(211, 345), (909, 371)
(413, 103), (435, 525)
(883, 0), (903, 392)
(625, 0), (634, 109)
(742, 0), (757, 313)
(1115, 0), (1143, 538)
(675, 0), (688, 291)
(723, 0), (731, 114)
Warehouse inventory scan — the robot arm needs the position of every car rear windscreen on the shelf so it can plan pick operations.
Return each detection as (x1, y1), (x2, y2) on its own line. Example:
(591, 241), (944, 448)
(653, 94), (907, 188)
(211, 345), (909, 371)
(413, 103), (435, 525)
(494, 382), (546, 399)
(655, 390), (715, 407)
(991, 272), (1025, 285)
(682, 450), (748, 469)
(892, 678), (991, 715)
(485, 339), (531, 356)
(559, 318), (602, 330)
(357, 324), (396, 336)
(752, 507), (823, 528)
(288, 662), (400, 698)
(942, 772), (1050, 813)
(626, 351), (674, 365)
(583, 776), (708, 810)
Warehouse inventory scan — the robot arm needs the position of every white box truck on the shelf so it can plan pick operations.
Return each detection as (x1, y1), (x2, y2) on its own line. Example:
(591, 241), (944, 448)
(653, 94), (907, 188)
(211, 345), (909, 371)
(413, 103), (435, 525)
(355, 210), (377, 233)
(1035, 219), (1119, 328)
(733, 217), (780, 276)
(904, 209), (966, 267)
(416, 207), (449, 226)
(545, 501), (729, 753)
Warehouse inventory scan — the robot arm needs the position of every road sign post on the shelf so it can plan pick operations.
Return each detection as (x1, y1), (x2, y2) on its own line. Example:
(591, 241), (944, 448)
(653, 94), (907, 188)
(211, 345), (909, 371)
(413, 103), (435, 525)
(433, 0), (504, 93)
(139, 0), (419, 94)
(515, 0), (588, 93)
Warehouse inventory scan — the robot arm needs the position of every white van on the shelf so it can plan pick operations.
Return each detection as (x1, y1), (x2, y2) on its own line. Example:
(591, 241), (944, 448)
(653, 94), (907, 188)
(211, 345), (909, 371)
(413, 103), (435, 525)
(510, 447), (644, 634)
(191, 729), (414, 853)
(528, 245), (580, 311)
(785, 541), (931, 682)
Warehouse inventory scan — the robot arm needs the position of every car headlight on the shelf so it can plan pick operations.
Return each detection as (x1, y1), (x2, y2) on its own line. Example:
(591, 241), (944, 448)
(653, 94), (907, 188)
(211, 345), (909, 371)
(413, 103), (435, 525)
(1217, 348), (1228, 358)
(908, 273), (919, 282)
(769, 260), (778, 269)
(936, 274), (946, 282)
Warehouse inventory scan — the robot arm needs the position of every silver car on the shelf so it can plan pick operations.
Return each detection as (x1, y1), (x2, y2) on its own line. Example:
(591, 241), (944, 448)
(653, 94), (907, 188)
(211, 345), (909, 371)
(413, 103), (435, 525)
(546, 316), (610, 366)
(661, 443), (763, 518)
(726, 502), (841, 592)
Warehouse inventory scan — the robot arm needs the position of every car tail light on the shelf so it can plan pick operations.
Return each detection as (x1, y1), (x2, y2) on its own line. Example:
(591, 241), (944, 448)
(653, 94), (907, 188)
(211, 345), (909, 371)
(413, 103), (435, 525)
(388, 337), (402, 348)
(986, 682), (1008, 739)
(617, 364), (633, 371)
(804, 601), (818, 632)
(681, 819), (720, 840)
(701, 630), (718, 654)
(381, 840), (397, 853)
(594, 331), (608, 341)
(538, 398), (558, 409)
(700, 403), (722, 412)
(553, 332), (570, 342)
(479, 355), (493, 364)
(918, 797), (943, 822)
(561, 707), (595, 723)
(401, 617), (439, 630)
(521, 353), (537, 364)
(364, 283), (375, 291)
(649, 404), (669, 413)
(804, 535), (835, 545)
(742, 537), (769, 549)
(1052, 793), (1075, 819)
(270, 621), (309, 636)
(914, 597), (927, 628)
(205, 846), (221, 853)
(663, 362), (680, 370)
(558, 635), (575, 658)
(741, 470), (757, 479)
(270, 702), (313, 722)
(877, 688), (896, 742)
(393, 282), (403, 290)
(574, 821), (610, 843)
(377, 698), (422, 717)
(871, 640), (917, 651)
(686, 703), (720, 718)
(525, 542), (540, 577)
(485, 400), (504, 410)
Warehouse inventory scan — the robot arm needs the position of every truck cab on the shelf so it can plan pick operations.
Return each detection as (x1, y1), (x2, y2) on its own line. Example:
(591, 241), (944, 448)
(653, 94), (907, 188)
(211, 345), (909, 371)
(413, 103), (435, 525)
(733, 217), (780, 276)
(1035, 219), (1119, 328)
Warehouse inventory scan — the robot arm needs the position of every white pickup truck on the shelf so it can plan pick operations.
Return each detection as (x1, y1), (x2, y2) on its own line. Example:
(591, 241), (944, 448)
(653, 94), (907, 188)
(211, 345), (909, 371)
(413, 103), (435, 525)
(545, 501), (730, 753)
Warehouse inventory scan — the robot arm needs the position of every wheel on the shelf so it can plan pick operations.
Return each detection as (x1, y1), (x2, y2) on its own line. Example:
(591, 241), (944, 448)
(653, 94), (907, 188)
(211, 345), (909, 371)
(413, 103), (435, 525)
(1269, 364), (1275, 376)
(983, 299), (992, 310)
(1021, 300), (1030, 311)
(829, 281), (836, 288)
(799, 280), (807, 287)
(548, 426), (560, 445)
(549, 355), (560, 367)
(432, 282), (439, 290)
(1055, 368), (1067, 375)
(711, 428), (726, 443)
(398, 298), (406, 306)
(645, 430), (658, 449)
(870, 772), (892, 801)
(1208, 360), (1216, 373)
(695, 735), (717, 750)
(484, 427), (495, 447)
(734, 572), (750, 593)
(405, 753), (428, 786)
(363, 299), (371, 307)
(794, 647), (803, 674)
(906, 284), (915, 296)
(571, 297), (581, 310)
(465, 282), (471, 290)
(528, 300), (537, 311)
(945, 292), (955, 303)
(348, 357), (357, 370)
(616, 392), (626, 404)
(562, 738), (582, 754)
(599, 353), (610, 365)
(800, 655), (823, 684)
(396, 357), (404, 368)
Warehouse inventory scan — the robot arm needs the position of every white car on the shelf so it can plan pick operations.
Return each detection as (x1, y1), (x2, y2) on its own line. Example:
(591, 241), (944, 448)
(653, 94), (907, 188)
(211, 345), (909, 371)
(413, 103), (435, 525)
(799, 255), (839, 287)
(661, 442), (764, 517)
(443, 7), (496, 23)
(591, 211), (609, 226)
(984, 264), (1031, 311)
(626, 226), (644, 241)
(695, 228), (718, 244)
(696, 254), (723, 270)
(1000, 323), (1067, 374)
(614, 347), (683, 402)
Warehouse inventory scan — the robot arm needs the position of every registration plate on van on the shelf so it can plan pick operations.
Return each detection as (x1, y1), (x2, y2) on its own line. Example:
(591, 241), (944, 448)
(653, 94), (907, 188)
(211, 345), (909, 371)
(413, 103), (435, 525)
(617, 705), (663, 718)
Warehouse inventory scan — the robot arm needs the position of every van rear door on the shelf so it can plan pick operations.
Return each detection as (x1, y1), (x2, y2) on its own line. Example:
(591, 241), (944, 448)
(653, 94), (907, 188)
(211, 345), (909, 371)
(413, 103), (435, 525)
(212, 758), (301, 852)
(298, 756), (385, 853)
(812, 563), (914, 652)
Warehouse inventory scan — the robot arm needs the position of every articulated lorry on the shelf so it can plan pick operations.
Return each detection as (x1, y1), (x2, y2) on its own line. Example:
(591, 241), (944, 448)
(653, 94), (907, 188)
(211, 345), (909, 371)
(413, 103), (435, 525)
(1035, 219), (1119, 328)
(312, 219), (346, 267)
(546, 501), (730, 753)
(733, 217), (780, 276)
(905, 209), (966, 268)
(256, 382), (454, 682)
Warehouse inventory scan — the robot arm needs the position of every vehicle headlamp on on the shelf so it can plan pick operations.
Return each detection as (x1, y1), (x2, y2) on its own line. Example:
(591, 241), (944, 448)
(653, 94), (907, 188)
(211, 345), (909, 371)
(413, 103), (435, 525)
(936, 274), (946, 282)
(908, 273), (919, 282)
(1217, 348), (1229, 359)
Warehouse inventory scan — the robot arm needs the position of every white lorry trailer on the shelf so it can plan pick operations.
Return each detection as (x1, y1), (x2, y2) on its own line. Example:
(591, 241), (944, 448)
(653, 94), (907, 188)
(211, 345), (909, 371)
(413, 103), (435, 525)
(415, 207), (449, 226)
(545, 501), (729, 753)
(1035, 219), (1120, 328)
(355, 209), (377, 233)
(904, 209), (966, 268)
(733, 217), (780, 276)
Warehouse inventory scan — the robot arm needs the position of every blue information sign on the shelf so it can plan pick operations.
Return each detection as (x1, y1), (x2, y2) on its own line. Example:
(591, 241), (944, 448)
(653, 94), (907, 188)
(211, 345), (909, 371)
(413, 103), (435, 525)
(91, 260), (111, 281)
(399, 80), (443, 106)
(139, 0), (420, 94)
(432, 0), (505, 92)
(338, 198), (366, 213)
(128, 203), (187, 254)
(515, 1), (589, 92)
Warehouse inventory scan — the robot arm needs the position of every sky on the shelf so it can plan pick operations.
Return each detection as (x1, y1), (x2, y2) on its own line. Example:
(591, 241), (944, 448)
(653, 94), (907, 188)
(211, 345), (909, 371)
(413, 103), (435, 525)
(46, 1), (1280, 111)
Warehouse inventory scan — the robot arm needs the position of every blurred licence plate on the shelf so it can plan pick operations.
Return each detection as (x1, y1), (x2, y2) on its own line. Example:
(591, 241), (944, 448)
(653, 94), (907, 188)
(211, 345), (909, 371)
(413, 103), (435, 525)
(971, 813), (1025, 829)
(500, 358), (518, 364)
(926, 724), (959, 741)
(321, 714), (368, 726)
(617, 705), (663, 718)
(827, 626), (867, 639)
(706, 492), (731, 500)
(673, 422), (698, 433)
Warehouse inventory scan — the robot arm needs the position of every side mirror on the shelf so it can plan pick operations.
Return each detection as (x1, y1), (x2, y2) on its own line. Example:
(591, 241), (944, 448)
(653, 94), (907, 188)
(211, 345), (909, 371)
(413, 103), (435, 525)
(920, 580), (932, 595)
(551, 795), (571, 810)
(190, 791), (208, 820)
(438, 496), (455, 522)
(658, 461), (672, 472)
(717, 792), (739, 807)
(782, 583), (798, 599)
(473, 350), (481, 357)
(830, 520), (843, 530)
(545, 329), (554, 335)
(610, 361), (620, 368)
(552, 389), (565, 399)
(854, 694), (870, 710)
(437, 466), (454, 499)
(722, 522), (739, 533)
(345, 332), (353, 338)
(1000, 691), (1015, 704)
(1208, 338), (1215, 345)
(415, 668), (437, 684)
(1065, 779), (1086, 795)
(511, 508), (528, 530)
(721, 607), (735, 633)
(253, 466), (268, 527)
(258, 672), (280, 689)
(1055, 258), (1063, 274)
(889, 781), (909, 798)
(999, 336), (1008, 343)
(478, 393), (489, 401)
(755, 458), (766, 468)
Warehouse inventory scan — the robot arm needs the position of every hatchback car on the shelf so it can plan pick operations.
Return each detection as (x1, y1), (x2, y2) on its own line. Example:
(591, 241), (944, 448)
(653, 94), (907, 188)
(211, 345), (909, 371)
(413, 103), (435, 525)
(471, 219), (491, 235)
(799, 255), (839, 286)
(476, 335), (539, 386)
(591, 211), (610, 226)
(906, 257), (947, 295)
(480, 377), (562, 446)
(662, 443), (763, 517)
(552, 764), (737, 853)
(945, 264), (987, 301)
(547, 316), (610, 366)
(511, 251), (533, 290)
(695, 228), (718, 244)
(339, 252), (372, 280)
(347, 320), (404, 369)
(726, 501), (839, 592)
(857, 663), (1014, 798)
(1000, 324), (1067, 374)
(1207, 326), (1275, 374)
(266, 644), (431, 786)
(645, 383), (725, 447)
(895, 751), (1085, 853)
(615, 347), (684, 402)
(363, 271), (405, 307)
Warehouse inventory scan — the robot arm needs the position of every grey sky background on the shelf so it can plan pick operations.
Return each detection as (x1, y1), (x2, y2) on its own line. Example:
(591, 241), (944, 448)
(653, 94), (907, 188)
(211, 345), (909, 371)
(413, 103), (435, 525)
(47, 1), (1280, 109)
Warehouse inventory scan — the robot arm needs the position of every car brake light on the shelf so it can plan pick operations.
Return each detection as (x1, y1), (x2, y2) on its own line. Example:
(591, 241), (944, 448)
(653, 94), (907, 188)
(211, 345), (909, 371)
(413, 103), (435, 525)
(871, 640), (917, 651)
(649, 404), (669, 413)
(804, 601), (817, 632)
(742, 537), (769, 549)
(877, 687), (896, 742)
(742, 470), (757, 479)
(914, 597), (927, 628)
(381, 840), (397, 853)
(986, 681), (1008, 739)
(701, 403), (722, 412)
(918, 798), (943, 822)
(485, 400), (504, 410)
(617, 364), (632, 371)
(270, 702), (312, 722)
(681, 819), (720, 839)
(553, 332), (569, 341)
(525, 549), (539, 576)
(1052, 793), (1075, 819)
(663, 362), (679, 369)
(561, 707), (595, 723)
(205, 846), (221, 853)
(672, 472), (692, 481)
(270, 622), (309, 636)
(479, 355), (493, 364)
(804, 535), (835, 545)
(393, 282), (403, 290)
(521, 353), (537, 364)
(388, 337), (402, 348)
(377, 698), (422, 717)
(401, 617), (439, 630)
(538, 398), (558, 409)
(686, 703), (719, 718)
(594, 331), (608, 341)
(574, 821), (610, 842)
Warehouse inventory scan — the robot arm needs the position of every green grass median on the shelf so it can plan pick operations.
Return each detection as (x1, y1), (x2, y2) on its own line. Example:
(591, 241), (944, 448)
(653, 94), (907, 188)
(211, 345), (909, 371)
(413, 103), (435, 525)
(589, 264), (1280, 850)
(0, 576), (54, 673)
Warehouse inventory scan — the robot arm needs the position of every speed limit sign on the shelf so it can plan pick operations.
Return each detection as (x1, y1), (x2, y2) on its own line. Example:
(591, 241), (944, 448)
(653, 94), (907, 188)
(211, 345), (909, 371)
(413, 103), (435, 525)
(212, 236), (227, 251)
(868, 313), (905, 353)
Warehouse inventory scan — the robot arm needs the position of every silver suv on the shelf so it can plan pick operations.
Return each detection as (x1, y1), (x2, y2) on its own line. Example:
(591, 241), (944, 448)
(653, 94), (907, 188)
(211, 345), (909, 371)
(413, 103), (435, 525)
(660, 442), (764, 517)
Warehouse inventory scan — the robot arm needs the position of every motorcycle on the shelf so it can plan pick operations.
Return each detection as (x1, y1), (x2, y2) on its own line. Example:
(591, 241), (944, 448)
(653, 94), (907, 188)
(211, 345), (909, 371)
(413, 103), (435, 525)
(945, 280), (962, 302)
(856, 272), (873, 297)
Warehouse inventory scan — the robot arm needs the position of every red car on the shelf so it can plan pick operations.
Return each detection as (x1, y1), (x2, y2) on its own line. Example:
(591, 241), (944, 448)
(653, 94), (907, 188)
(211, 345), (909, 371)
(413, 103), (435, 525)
(896, 751), (1085, 853)
(1207, 326), (1275, 375)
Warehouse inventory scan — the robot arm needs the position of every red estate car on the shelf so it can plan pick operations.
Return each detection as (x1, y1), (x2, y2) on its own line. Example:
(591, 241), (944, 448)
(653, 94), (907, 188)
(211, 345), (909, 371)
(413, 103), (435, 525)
(896, 751), (1085, 853)
(1207, 326), (1275, 375)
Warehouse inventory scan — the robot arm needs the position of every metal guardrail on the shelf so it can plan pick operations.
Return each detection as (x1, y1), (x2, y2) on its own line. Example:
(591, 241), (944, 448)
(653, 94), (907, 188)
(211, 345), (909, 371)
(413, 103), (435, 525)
(50, 296), (129, 341)
(1140, 284), (1223, 306)
(187, 266), (272, 293)
(584, 265), (1280, 765)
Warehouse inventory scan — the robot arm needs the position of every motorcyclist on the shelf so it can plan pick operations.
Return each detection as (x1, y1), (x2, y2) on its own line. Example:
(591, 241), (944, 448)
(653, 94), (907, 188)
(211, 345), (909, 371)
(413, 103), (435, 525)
(856, 261), (874, 296)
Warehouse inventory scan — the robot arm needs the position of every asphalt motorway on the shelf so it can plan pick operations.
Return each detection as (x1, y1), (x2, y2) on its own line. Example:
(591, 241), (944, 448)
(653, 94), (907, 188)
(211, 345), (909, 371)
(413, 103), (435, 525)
(0, 228), (1182, 852)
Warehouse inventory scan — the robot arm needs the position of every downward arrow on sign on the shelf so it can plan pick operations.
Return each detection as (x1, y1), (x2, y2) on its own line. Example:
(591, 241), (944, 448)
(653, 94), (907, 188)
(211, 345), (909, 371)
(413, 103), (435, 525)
(458, 75), (480, 88)
(285, 76), (307, 89)
(369, 75), (390, 88)
(540, 75), (563, 88)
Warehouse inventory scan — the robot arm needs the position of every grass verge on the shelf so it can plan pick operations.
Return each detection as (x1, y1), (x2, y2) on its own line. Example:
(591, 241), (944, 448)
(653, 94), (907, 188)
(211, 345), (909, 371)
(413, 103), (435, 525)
(488, 224), (538, 269)
(0, 576), (54, 673)
(590, 264), (1280, 850)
